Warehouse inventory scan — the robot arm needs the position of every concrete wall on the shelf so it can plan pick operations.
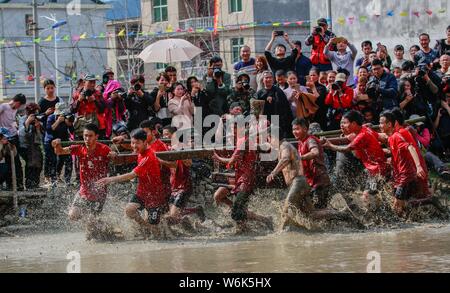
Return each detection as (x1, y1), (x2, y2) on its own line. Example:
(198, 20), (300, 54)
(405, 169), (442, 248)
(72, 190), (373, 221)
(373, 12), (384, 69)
(310, 0), (450, 58)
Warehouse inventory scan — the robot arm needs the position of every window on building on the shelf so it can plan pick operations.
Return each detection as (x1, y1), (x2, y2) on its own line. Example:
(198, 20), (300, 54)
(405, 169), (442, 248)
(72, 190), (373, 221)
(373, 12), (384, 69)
(229, 0), (242, 13)
(25, 14), (33, 36)
(231, 38), (244, 63)
(153, 0), (168, 23)
(156, 63), (168, 70)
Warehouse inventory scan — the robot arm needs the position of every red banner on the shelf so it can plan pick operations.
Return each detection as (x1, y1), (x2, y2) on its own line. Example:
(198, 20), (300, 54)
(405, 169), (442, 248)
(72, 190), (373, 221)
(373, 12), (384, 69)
(213, 0), (219, 35)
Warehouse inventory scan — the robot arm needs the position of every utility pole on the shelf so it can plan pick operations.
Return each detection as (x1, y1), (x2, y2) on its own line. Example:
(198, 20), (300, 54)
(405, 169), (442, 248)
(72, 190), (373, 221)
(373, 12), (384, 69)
(125, 0), (131, 81)
(326, 0), (332, 30)
(32, 0), (41, 103)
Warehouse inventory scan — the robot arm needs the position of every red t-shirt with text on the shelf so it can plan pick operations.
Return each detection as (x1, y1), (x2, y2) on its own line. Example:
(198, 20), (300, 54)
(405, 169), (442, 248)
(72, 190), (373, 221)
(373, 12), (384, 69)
(70, 143), (110, 201)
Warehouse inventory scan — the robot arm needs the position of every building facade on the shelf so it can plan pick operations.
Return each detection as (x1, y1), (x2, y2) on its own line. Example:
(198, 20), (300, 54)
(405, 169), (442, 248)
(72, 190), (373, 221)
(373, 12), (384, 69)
(106, 0), (143, 86)
(0, 0), (110, 100)
(140, 0), (310, 83)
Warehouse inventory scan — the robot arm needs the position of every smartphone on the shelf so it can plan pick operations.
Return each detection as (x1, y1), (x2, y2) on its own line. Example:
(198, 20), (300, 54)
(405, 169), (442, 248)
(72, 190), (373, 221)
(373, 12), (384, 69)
(275, 30), (284, 37)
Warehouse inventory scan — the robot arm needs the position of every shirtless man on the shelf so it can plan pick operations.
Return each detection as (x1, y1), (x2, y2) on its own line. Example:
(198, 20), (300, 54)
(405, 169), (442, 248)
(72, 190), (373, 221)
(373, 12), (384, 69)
(266, 126), (361, 230)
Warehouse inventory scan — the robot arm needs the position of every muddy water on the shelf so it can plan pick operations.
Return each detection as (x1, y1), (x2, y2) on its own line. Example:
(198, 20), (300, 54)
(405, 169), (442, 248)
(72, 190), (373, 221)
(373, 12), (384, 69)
(1, 224), (450, 273)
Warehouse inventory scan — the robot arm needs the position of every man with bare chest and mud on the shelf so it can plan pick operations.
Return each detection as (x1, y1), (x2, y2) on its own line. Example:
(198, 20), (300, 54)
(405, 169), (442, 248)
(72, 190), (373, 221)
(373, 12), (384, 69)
(266, 126), (360, 230)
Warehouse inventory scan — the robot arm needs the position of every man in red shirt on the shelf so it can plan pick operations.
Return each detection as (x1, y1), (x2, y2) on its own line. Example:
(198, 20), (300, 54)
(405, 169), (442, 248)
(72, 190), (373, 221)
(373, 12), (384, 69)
(292, 118), (331, 208)
(212, 124), (272, 232)
(391, 109), (430, 198)
(97, 129), (166, 238)
(113, 119), (172, 201)
(379, 111), (446, 216)
(324, 110), (388, 201)
(70, 74), (106, 139)
(324, 73), (353, 130)
(163, 127), (205, 226)
(52, 123), (116, 239)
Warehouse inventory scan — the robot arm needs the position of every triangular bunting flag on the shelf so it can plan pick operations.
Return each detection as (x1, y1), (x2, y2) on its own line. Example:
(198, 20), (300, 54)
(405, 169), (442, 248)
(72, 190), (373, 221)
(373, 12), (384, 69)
(79, 32), (87, 39)
(44, 35), (53, 42)
(33, 37), (41, 44)
(117, 29), (126, 37)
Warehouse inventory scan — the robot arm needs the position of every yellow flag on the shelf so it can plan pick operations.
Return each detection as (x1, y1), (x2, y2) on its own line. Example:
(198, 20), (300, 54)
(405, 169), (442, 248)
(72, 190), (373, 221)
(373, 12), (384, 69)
(117, 28), (126, 37)
(44, 35), (53, 42)
(79, 32), (87, 39)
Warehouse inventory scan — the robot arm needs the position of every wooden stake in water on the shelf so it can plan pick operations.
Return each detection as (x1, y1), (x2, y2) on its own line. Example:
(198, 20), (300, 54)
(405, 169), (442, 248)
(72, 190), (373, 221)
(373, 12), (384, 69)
(10, 149), (18, 212)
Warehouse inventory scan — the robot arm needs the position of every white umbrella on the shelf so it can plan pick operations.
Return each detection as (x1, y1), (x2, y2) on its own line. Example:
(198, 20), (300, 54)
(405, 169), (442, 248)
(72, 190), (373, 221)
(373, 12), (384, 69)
(138, 38), (203, 63)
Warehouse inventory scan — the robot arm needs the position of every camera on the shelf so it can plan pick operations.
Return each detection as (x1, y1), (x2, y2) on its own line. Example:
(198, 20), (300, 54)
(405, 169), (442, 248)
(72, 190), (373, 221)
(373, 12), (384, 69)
(331, 82), (341, 91)
(274, 30), (284, 37)
(213, 68), (224, 79)
(133, 83), (142, 91)
(313, 26), (322, 35)
(35, 114), (46, 122)
(366, 79), (380, 100)
(82, 89), (94, 97)
(242, 82), (250, 91)
(114, 88), (127, 98)
(62, 112), (75, 123)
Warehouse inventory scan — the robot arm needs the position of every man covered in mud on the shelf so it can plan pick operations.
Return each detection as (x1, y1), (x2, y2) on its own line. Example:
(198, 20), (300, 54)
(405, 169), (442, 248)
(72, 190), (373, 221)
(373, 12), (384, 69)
(379, 111), (448, 217)
(212, 118), (273, 232)
(292, 118), (331, 208)
(266, 125), (359, 229)
(97, 129), (165, 238)
(323, 110), (389, 201)
(52, 123), (118, 240)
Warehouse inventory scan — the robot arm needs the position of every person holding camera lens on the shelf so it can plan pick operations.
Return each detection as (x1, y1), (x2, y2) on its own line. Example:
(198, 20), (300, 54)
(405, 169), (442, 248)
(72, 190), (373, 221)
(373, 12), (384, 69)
(17, 103), (43, 189)
(324, 73), (353, 130)
(44, 102), (74, 186)
(366, 59), (399, 112)
(305, 18), (336, 72)
(398, 77), (433, 119)
(227, 73), (256, 116)
(150, 73), (172, 127)
(71, 74), (106, 139)
(205, 56), (232, 116)
(122, 74), (154, 131)
(103, 80), (126, 139)
(265, 31), (298, 75)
